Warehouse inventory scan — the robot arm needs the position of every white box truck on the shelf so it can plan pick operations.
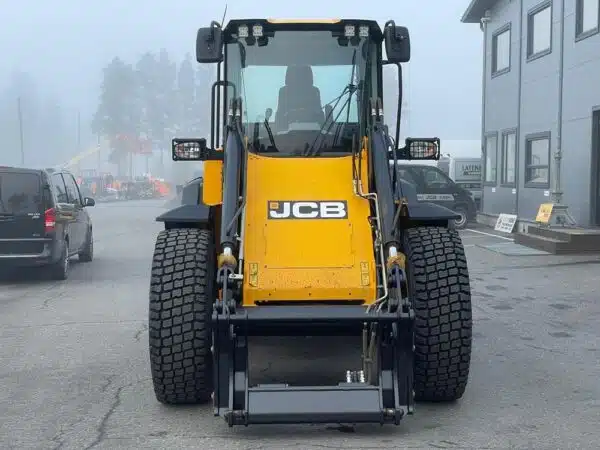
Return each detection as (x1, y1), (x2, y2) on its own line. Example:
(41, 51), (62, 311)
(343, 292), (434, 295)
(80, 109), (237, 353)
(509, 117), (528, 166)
(437, 156), (482, 210)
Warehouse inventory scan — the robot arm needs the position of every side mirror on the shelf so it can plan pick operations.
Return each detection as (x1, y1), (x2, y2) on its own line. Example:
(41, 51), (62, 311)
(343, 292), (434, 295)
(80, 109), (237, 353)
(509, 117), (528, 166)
(196, 22), (224, 63)
(384, 22), (410, 63)
(83, 197), (95, 207)
(172, 138), (224, 161)
(176, 185), (183, 195)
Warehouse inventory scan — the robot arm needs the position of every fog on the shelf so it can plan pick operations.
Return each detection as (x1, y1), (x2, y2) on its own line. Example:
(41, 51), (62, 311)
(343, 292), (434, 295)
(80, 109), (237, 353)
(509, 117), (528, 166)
(0, 0), (482, 177)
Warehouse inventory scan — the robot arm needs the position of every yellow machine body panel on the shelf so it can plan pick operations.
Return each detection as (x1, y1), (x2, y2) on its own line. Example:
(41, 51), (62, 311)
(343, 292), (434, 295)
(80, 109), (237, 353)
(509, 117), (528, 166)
(242, 152), (376, 306)
(202, 148), (223, 205)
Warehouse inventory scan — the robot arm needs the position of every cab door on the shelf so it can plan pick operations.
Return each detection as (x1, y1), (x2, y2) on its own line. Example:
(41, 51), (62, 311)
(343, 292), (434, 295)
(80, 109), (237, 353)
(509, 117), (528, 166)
(61, 173), (86, 252)
(51, 173), (78, 248)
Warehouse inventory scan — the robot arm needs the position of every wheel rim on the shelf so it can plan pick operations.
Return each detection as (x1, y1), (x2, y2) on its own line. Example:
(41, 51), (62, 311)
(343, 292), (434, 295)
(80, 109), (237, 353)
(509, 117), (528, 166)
(454, 210), (467, 228)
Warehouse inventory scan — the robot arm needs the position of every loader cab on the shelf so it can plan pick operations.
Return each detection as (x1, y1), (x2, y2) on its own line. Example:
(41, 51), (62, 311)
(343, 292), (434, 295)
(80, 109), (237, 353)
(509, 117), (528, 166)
(199, 19), (409, 157)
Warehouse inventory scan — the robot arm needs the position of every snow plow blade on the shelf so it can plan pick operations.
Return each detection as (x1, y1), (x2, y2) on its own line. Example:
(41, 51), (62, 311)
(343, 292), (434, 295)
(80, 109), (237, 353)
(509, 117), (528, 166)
(211, 305), (415, 426)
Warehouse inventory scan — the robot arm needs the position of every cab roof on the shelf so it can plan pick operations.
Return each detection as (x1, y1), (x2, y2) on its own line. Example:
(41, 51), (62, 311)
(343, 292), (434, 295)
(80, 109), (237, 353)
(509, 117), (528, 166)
(266, 19), (342, 24)
(223, 18), (383, 39)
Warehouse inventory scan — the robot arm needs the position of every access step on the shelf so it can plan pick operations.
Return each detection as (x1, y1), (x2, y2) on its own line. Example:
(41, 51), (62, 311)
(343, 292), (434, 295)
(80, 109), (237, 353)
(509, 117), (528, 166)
(514, 226), (600, 254)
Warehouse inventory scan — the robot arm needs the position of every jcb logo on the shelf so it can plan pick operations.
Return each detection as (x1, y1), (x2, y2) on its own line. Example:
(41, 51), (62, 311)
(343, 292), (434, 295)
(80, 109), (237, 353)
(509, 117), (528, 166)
(267, 201), (348, 219)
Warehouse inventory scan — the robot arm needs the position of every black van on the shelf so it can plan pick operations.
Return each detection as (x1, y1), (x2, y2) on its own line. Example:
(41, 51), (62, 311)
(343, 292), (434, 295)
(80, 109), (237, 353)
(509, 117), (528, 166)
(0, 167), (95, 280)
(394, 163), (477, 229)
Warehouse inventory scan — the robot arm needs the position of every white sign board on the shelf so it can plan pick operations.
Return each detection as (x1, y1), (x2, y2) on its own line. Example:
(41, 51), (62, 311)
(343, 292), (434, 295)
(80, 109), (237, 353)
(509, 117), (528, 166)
(494, 214), (518, 234)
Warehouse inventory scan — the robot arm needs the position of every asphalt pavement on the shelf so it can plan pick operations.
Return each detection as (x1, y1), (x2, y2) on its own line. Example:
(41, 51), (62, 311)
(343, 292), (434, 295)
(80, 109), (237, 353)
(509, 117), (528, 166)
(1, 202), (599, 449)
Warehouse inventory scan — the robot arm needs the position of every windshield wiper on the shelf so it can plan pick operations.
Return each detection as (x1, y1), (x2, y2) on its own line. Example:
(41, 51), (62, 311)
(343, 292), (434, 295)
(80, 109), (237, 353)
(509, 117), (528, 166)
(252, 120), (260, 151)
(305, 48), (358, 157)
(263, 108), (276, 149)
(251, 108), (277, 152)
(304, 86), (356, 157)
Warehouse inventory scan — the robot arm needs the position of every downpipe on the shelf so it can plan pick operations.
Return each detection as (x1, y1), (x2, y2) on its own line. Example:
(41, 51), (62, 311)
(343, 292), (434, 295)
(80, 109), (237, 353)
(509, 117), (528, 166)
(480, 13), (490, 213)
(552, 0), (565, 205)
(515, 1), (523, 215)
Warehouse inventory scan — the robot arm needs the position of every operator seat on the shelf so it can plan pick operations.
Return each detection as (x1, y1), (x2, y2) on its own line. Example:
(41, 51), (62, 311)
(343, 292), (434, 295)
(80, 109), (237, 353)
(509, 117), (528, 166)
(274, 65), (325, 130)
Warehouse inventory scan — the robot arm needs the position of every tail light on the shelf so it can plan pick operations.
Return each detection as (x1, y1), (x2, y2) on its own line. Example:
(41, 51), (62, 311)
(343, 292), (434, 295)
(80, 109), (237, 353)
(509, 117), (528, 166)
(44, 208), (56, 233)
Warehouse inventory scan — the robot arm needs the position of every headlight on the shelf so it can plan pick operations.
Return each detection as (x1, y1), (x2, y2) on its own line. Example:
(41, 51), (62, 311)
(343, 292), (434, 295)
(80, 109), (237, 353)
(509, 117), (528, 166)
(252, 24), (263, 37)
(238, 25), (249, 38)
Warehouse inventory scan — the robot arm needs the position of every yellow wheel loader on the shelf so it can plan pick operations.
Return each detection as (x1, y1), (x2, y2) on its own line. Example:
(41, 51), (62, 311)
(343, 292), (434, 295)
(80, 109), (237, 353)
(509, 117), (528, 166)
(149, 18), (472, 427)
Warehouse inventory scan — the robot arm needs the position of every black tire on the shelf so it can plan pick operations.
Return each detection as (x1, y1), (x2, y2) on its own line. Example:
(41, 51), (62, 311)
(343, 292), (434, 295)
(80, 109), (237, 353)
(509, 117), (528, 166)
(452, 205), (468, 230)
(50, 240), (69, 281)
(404, 226), (472, 402)
(148, 228), (215, 404)
(79, 228), (93, 262)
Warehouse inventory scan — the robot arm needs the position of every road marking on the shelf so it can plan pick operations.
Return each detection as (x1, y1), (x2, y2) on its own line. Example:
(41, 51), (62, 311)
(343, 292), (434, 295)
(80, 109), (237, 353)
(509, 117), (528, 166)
(463, 228), (513, 241)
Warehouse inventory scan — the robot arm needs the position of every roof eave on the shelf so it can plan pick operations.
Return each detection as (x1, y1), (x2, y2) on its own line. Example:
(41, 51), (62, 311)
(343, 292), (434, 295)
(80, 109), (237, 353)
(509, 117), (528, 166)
(461, 0), (496, 24)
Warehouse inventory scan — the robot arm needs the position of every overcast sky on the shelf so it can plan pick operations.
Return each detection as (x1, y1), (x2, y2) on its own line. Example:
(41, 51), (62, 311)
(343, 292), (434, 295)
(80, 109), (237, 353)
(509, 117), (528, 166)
(0, 0), (483, 147)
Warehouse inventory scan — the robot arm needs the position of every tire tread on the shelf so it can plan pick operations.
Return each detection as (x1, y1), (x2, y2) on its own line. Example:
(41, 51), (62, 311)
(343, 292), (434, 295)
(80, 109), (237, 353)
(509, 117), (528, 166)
(405, 226), (472, 402)
(148, 228), (214, 404)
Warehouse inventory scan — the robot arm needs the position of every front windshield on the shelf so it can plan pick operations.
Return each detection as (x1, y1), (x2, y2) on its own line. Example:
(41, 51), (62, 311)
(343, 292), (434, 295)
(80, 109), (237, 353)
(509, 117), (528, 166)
(242, 65), (359, 125)
(225, 29), (373, 156)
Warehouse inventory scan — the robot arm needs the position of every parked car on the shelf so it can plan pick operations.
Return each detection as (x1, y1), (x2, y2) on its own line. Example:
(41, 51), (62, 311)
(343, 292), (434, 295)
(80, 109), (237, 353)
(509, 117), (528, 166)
(0, 166), (95, 280)
(394, 163), (477, 229)
(437, 156), (482, 211)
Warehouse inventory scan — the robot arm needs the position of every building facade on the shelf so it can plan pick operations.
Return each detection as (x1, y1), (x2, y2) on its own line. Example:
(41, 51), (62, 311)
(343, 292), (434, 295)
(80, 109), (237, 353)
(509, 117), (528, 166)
(462, 0), (600, 227)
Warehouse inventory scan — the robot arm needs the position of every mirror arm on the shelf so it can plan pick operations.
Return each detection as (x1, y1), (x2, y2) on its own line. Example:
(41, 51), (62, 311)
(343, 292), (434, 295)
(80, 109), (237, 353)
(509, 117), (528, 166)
(384, 20), (396, 31)
(209, 20), (221, 41)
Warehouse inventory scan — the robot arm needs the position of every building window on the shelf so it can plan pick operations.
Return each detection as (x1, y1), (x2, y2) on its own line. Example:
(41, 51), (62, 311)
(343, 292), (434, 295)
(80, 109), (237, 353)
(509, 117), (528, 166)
(501, 131), (517, 185)
(492, 25), (511, 75)
(484, 134), (498, 184)
(525, 133), (551, 186)
(527, 2), (552, 59)
(576, 0), (600, 38)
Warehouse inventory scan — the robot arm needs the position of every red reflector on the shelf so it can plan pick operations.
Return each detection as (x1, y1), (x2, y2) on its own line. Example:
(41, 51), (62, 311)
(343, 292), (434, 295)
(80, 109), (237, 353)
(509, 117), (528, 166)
(44, 208), (56, 232)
